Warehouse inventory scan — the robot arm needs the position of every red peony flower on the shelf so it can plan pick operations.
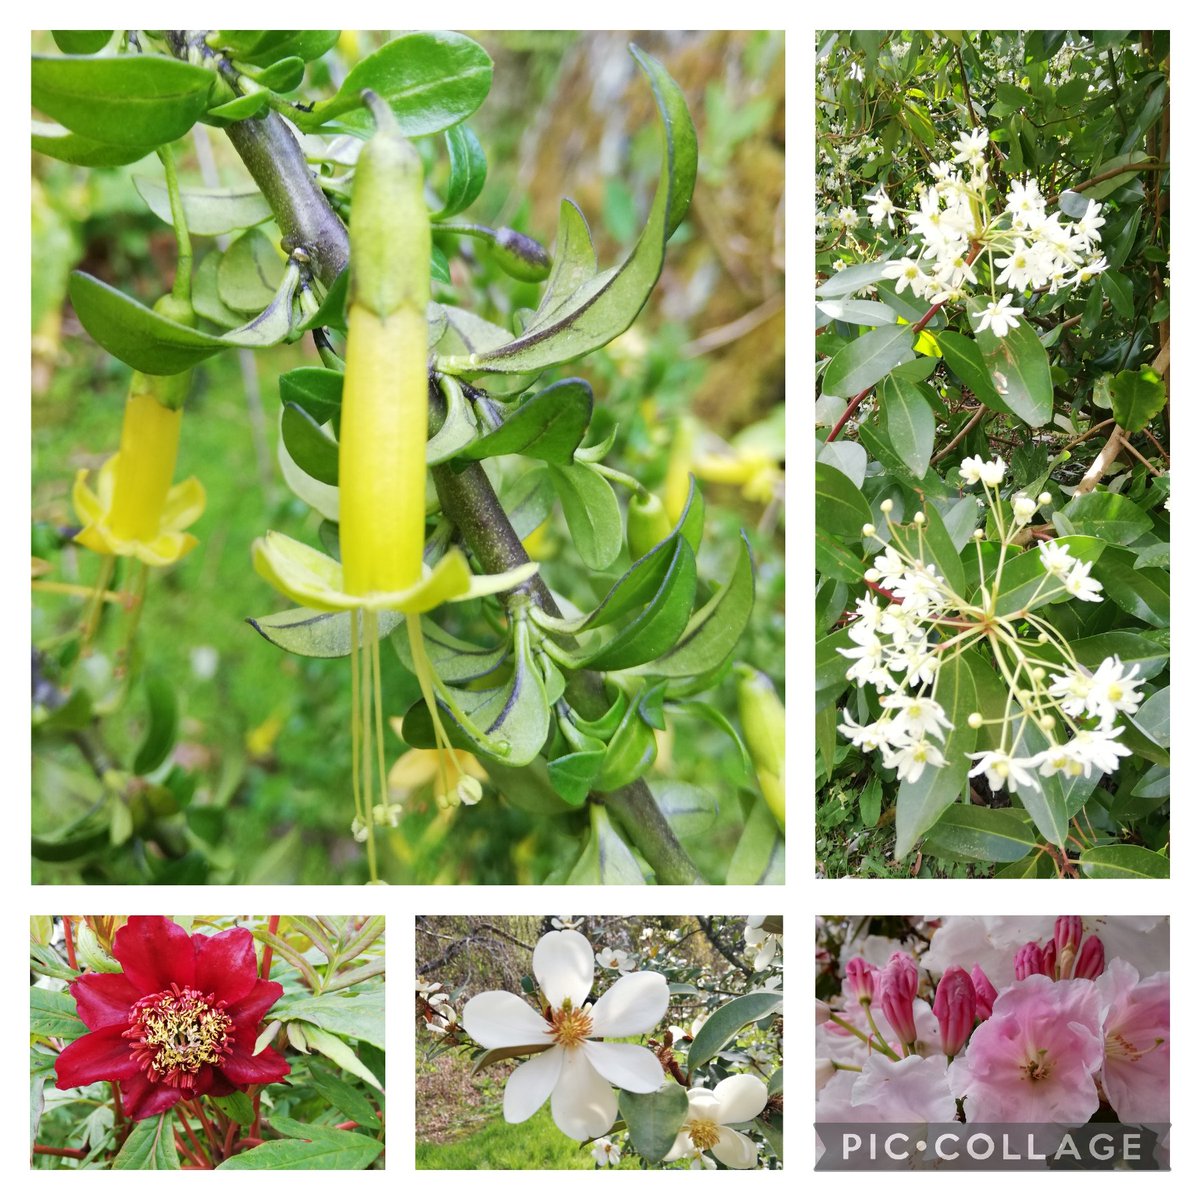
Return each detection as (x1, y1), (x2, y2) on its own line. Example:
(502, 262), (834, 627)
(55, 916), (290, 1120)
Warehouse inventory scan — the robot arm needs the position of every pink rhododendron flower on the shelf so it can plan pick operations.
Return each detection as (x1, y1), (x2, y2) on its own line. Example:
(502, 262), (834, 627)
(948, 976), (1103, 1122)
(1075, 935), (1105, 980)
(970, 964), (997, 1019)
(845, 957), (877, 1003)
(1095, 960), (1170, 1123)
(879, 952), (918, 1045)
(932, 966), (975, 1057)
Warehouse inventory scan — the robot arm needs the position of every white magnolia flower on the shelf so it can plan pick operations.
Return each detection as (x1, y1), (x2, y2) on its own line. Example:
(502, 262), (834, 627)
(974, 294), (1022, 337)
(596, 947), (637, 974)
(551, 916), (582, 930)
(959, 454), (1007, 487)
(662, 1076), (769, 1169)
(1084, 656), (1144, 725)
(461, 930), (668, 1139)
(744, 923), (781, 971)
(591, 1138), (621, 1166)
(967, 749), (1040, 792)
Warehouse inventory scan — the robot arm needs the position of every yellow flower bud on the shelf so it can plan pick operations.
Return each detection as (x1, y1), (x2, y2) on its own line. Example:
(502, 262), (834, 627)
(735, 665), (785, 832)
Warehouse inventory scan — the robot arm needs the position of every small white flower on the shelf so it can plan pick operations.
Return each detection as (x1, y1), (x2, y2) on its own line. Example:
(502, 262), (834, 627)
(967, 749), (1040, 792)
(1084, 656), (1144, 725)
(1038, 539), (1078, 579)
(596, 947), (637, 974)
(865, 186), (896, 229)
(974, 294), (1022, 337)
(837, 710), (903, 753)
(1061, 727), (1133, 777)
(1012, 493), (1038, 526)
(1063, 560), (1104, 603)
(663, 1077), (769, 1169)
(959, 454), (1007, 486)
(881, 736), (947, 783)
(838, 205), (859, 227)
(591, 1138), (621, 1167)
(879, 694), (953, 741)
(551, 916), (582, 930)
(1048, 668), (1093, 716)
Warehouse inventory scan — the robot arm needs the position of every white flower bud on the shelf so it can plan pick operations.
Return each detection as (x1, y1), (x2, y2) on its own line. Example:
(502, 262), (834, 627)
(864, 568), (882, 582)
(862, 523), (876, 537)
(1038, 492), (1052, 506)
(1037, 632), (1049, 644)
(913, 511), (926, 525)
(1031, 667), (1046, 681)
(880, 498), (894, 514)
(967, 712), (983, 728)
(971, 528), (985, 541)
(1039, 714), (1057, 731)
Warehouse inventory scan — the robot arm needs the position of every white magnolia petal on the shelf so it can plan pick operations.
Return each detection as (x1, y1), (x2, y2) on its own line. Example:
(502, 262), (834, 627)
(662, 1130), (692, 1163)
(685, 1089), (722, 1122)
(712, 1126), (760, 1170)
(550, 1047), (618, 1140)
(587, 971), (669, 1037)
(582, 1041), (663, 1093)
(461, 991), (552, 1050)
(712, 1074), (769, 1124)
(533, 930), (595, 1009)
(503, 1047), (563, 1123)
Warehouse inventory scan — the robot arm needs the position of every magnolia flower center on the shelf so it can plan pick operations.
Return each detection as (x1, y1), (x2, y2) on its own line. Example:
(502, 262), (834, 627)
(547, 1004), (593, 1049)
(687, 1118), (722, 1151)
(124, 985), (234, 1089)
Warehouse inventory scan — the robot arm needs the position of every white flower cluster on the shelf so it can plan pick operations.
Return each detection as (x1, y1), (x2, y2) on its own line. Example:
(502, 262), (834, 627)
(837, 455), (1142, 791)
(417, 977), (457, 1034)
(864, 128), (1107, 337)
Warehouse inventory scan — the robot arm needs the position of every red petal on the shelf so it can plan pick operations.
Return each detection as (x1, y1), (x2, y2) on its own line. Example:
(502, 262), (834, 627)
(69, 972), (140, 1031)
(219, 1043), (290, 1086)
(226, 979), (284, 1045)
(55, 1026), (139, 1088)
(205, 1071), (238, 1098)
(112, 916), (195, 994)
(120, 1071), (181, 1122)
(192, 926), (258, 1005)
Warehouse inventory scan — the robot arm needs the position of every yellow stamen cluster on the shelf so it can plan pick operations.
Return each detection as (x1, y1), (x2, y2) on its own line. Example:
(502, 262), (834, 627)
(124, 986), (233, 1089)
(547, 1003), (593, 1049)
(686, 1118), (722, 1151)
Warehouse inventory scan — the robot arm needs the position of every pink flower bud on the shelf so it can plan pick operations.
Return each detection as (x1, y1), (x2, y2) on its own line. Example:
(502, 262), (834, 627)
(1055, 915), (1082, 953)
(1074, 934), (1105, 980)
(1041, 938), (1058, 979)
(932, 967), (976, 1057)
(816, 1000), (832, 1024)
(845, 957), (877, 1003)
(1014, 941), (1049, 981)
(970, 963), (997, 1019)
(879, 952), (918, 1045)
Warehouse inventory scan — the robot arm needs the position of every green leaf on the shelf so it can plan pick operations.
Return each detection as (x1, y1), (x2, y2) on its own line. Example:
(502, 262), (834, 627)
(271, 992), (384, 1049)
(1110, 368), (1167, 433)
(32, 55), (214, 148)
(434, 123), (487, 218)
(816, 297), (899, 326)
(1092, 556), (1169, 627)
(618, 1081), (689, 1162)
(51, 30), (112, 54)
(133, 176), (273, 237)
(1101, 270), (1134, 319)
(895, 651), (978, 857)
(1070, 631), (1169, 680)
(31, 121), (155, 166)
(567, 805), (645, 883)
(296, 30), (492, 134)
(891, 502), (966, 598)
(987, 536), (1105, 615)
(298, 1023), (383, 1090)
(1079, 844), (1169, 879)
(308, 1063), (381, 1130)
(133, 674), (178, 775)
(726, 796), (784, 884)
(880, 375), (935, 476)
(933, 329), (1009, 412)
(650, 780), (717, 839)
(203, 93), (272, 124)
(815, 259), (893, 298)
(30, 985), (87, 1038)
(858, 776), (882, 827)
(217, 1115), (383, 1170)
(1133, 686), (1169, 748)
(547, 751), (604, 807)
(458, 379), (592, 464)
(688, 991), (781, 1073)
(549, 463), (622, 571)
(248, 608), (404, 659)
(278, 367), (343, 424)
(211, 1092), (257, 1127)
(438, 46), (696, 375)
(112, 1112), (179, 1170)
(821, 324), (914, 398)
(923, 805), (1041, 863)
(213, 30), (341, 67)
(218, 228), (286, 313)
(637, 535), (755, 679)
(1060, 491), (1153, 545)
(815, 626), (854, 711)
(965, 299), (1053, 427)
(815, 461), (872, 537)
(281, 402), (338, 485)
(1013, 725), (1097, 847)
(994, 851), (1055, 879)
(596, 693), (658, 792)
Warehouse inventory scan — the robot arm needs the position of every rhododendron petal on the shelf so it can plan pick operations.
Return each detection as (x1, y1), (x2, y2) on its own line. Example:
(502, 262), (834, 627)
(850, 1054), (958, 1121)
(55, 1025), (142, 1088)
(219, 1043), (291, 1085)
(712, 1126), (759, 1170)
(582, 1041), (662, 1092)
(503, 1047), (562, 1122)
(461, 991), (553, 1049)
(192, 926), (259, 1005)
(1096, 961), (1170, 1123)
(113, 915), (196, 994)
(69, 972), (140, 1030)
(120, 1071), (183, 1122)
(587, 971), (668, 1037)
(551, 1047), (618, 1140)
(533, 930), (594, 1010)
(712, 1074), (769, 1124)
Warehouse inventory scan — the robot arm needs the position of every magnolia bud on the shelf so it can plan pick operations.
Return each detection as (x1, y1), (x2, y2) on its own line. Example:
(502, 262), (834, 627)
(879, 952), (918, 1046)
(932, 966), (976, 1057)
(970, 964), (997, 1020)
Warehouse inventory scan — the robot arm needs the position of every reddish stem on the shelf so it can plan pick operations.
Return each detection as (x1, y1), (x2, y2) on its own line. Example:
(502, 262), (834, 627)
(223, 1120), (239, 1161)
(259, 915), (281, 980)
(62, 917), (78, 971)
(189, 1099), (221, 1156)
(334, 1120), (359, 1131)
(236, 1138), (266, 1151)
(250, 1087), (263, 1139)
(33, 1143), (87, 1159)
(177, 1111), (213, 1169)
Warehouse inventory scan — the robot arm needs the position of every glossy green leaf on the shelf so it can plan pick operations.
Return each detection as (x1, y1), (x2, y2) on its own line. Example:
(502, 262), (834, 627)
(214, 30), (341, 67)
(688, 991), (781, 1073)
(394, 621), (510, 685)
(308, 1064), (381, 1130)
(1092, 556), (1169, 627)
(211, 1092), (257, 1127)
(51, 30), (112, 54)
(1110, 367), (1166, 433)
(31, 121), (155, 166)
(295, 30), (492, 134)
(596, 695), (658, 791)
(651, 780), (717, 839)
(112, 1113), (179, 1170)
(1101, 269), (1134, 318)
(217, 1115), (383, 1170)
(815, 259), (893, 299)
(567, 805), (645, 884)
(272, 992), (384, 1049)
(1133, 686), (1169, 748)
(458, 379), (592, 464)
(1060, 491), (1153, 545)
(547, 751), (604, 807)
(527, 200), (597, 325)
(133, 674), (178, 775)
(994, 851), (1055, 879)
(281, 403), (338, 485)
(434, 123), (487, 218)
(549, 463), (622, 571)
(438, 47), (696, 375)
(619, 1080), (689, 1162)
(32, 55), (215, 148)
(203, 93), (272, 124)
(726, 796), (785, 883)
(1070, 631), (1169, 680)
(218, 228), (286, 313)
(822, 324), (914, 398)
(816, 298), (898, 326)
(816, 626), (854, 711)
(30, 985), (87, 1038)
(815, 461), (872, 537)
(250, 56), (306, 92)
(933, 329), (1009, 412)
(193, 251), (245, 328)
(895, 651), (978, 857)
(880, 375), (935, 476)
(965, 299), (1053, 426)
(923, 805), (1041, 862)
(1079, 844), (1169, 879)
(133, 176), (272, 237)
(248, 608), (404, 659)
(278, 367), (343, 424)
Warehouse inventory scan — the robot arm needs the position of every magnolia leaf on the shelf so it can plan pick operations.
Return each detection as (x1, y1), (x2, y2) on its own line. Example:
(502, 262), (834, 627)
(688, 991), (781, 1073)
(618, 1081), (689, 1163)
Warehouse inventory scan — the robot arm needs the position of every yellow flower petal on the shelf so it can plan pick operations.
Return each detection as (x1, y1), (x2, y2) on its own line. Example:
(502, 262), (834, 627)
(252, 531), (361, 612)
(387, 747), (441, 789)
(137, 530), (197, 567)
(75, 523), (119, 557)
(71, 469), (104, 527)
(95, 454), (119, 509)
(161, 475), (206, 532)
